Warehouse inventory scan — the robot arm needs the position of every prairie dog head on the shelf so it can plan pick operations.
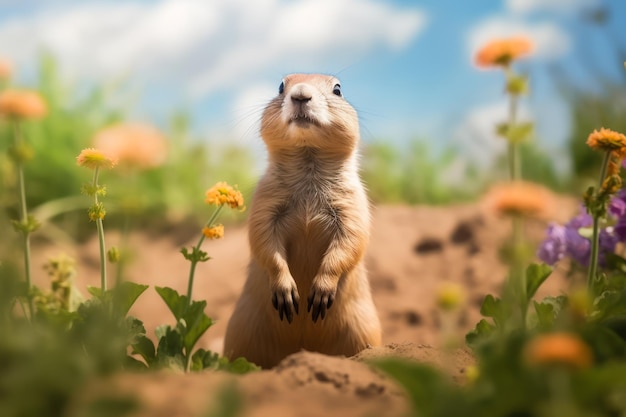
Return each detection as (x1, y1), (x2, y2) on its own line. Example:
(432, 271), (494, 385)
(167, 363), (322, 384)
(260, 74), (360, 155)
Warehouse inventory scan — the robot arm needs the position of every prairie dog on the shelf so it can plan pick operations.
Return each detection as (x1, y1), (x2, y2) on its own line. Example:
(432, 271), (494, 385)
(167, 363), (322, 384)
(223, 74), (381, 368)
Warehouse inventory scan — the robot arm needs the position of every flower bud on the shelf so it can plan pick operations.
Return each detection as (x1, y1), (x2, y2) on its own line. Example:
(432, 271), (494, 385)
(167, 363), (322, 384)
(436, 283), (464, 311)
(107, 246), (120, 263)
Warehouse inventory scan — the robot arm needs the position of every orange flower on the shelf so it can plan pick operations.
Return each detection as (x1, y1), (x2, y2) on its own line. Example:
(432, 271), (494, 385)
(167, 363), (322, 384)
(0, 89), (47, 119)
(0, 59), (12, 81)
(586, 128), (626, 156)
(202, 224), (224, 239)
(91, 123), (168, 170)
(475, 36), (533, 68)
(524, 332), (593, 370)
(205, 182), (245, 210)
(483, 181), (554, 218)
(76, 148), (118, 170)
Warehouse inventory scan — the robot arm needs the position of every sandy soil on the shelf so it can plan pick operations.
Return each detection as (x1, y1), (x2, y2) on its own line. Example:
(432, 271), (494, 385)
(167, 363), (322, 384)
(32, 201), (577, 417)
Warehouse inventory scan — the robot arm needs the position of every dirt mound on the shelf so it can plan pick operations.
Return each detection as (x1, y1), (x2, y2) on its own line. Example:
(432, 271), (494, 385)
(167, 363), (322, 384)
(33, 200), (578, 417)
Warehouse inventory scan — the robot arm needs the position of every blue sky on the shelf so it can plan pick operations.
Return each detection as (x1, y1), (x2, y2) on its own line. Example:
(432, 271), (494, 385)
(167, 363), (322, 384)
(0, 0), (624, 169)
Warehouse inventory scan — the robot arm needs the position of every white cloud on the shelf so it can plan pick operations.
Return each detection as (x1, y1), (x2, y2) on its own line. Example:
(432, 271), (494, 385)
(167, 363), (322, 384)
(506, 0), (599, 15)
(453, 100), (532, 164)
(467, 16), (570, 61)
(0, 0), (426, 98)
(453, 96), (572, 174)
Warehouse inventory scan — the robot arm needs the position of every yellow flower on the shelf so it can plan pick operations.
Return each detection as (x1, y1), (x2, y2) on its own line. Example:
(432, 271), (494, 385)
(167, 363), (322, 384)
(475, 36), (533, 68)
(202, 224), (224, 239)
(0, 59), (12, 81)
(524, 332), (593, 370)
(0, 89), (47, 119)
(586, 128), (626, 155)
(88, 202), (106, 221)
(205, 182), (245, 210)
(76, 148), (118, 170)
(483, 181), (554, 218)
(436, 282), (464, 311)
(91, 122), (168, 170)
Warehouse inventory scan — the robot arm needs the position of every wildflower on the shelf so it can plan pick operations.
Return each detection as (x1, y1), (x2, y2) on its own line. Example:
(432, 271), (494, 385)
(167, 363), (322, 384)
(76, 148), (118, 170)
(586, 128), (626, 154)
(205, 182), (245, 210)
(483, 181), (554, 218)
(88, 202), (106, 221)
(0, 59), (12, 80)
(92, 123), (168, 170)
(537, 206), (618, 266)
(436, 282), (464, 311)
(615, 216), (626, 242)
(537, 224), (567, 265)
(609, 191), (626, 217)
(524, 332), (593, 370)
(202, 224), (224, 239)
(0, 89), (47, 119)
(475, 36), (533, 68)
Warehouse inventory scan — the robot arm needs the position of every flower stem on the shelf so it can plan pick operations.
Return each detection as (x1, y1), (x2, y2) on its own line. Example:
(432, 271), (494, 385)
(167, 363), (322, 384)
(506, 75), (521, 181)
(587, 151), (611, 293)
(92, 167), (108, 292)
(505, 68), (526, 327)
(186, 205), (224, 307)
(12, 121), (34, 319)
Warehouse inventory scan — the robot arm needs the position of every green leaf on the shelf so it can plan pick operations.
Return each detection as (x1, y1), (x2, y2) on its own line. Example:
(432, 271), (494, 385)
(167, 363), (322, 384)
(532, 300), (555, 328)
(87, 286), (102, 298)
(191, 348), (220, 371)
(125, 355), (148, 371)
(495, 121), (533, 143)
(155, 286), (188, 322)
(204, 382), (245, 417)
(131, 335), (156, 365)
(525, 263), (552, 302)
(125, 316), (147, 342)
(113, 282), (149, 316)
(605, 252), (626, 273)
(156, 326), (185, 370)
(226, 357), (261, 374)
(465, 319), (496, 347)
(374, 358), (470, 415)
(180, 247), (210, 263)
(480, 294), (506, 328)
(191, 349), (260, 373)
(592, 290), (626, 321)
(182, 300), (213, 355)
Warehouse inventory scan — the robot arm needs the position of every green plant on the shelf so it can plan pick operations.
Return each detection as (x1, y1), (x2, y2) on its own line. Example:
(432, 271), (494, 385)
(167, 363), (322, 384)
(361, 139), (481, 204)
(129, 182), (258, 372)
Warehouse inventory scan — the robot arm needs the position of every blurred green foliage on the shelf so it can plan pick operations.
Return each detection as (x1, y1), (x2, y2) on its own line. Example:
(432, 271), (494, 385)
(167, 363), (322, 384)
(563, 81), (626, 190)
(360, 139), (483, 205)
(0, 54), (255, 244)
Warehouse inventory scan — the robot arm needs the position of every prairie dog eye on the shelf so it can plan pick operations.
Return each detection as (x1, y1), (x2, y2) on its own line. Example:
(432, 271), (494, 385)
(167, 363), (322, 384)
(278, 80), (285, 94)
(332, 83), (342, 97)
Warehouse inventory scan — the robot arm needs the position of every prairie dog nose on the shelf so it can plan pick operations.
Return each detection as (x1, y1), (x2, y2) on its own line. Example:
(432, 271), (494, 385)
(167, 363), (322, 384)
(290, 84), (313, 103)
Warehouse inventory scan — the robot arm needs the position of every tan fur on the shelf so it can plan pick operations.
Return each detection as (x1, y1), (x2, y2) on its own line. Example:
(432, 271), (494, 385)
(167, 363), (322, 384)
(223, 74), (381, 368)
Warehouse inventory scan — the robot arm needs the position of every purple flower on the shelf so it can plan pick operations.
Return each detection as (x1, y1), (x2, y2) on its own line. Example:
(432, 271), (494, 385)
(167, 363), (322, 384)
(537, 224), (567, 265)
(537, 214), (618, 267)
(615, 217), (626, 242)
(609, 197), (626, 218)
(564, 227), (591, 266)
(566, 207), (592, 229)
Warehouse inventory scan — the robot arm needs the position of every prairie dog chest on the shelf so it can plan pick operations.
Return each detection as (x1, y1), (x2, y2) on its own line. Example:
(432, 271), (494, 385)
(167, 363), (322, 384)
(275, 163), (343, 237)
